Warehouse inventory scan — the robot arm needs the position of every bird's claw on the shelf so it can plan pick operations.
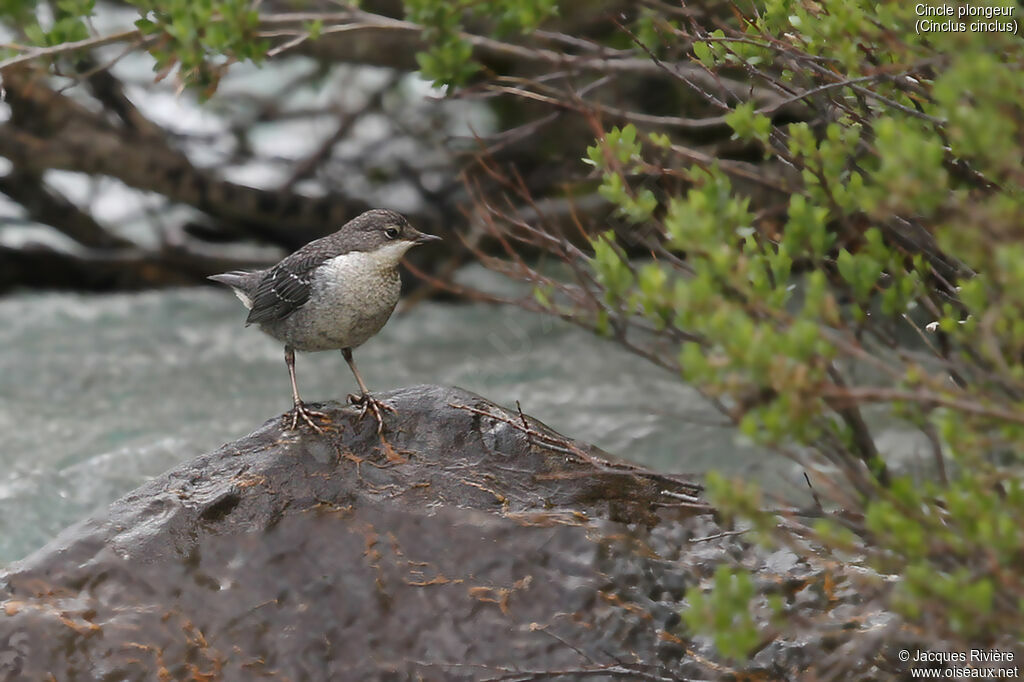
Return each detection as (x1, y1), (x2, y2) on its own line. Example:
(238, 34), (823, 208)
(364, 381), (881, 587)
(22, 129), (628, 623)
(287, 402), (331, 435)
(348, 393), (396, 435)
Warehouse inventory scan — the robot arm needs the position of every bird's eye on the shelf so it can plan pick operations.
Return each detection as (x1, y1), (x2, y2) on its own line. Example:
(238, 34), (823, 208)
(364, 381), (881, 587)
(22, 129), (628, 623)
(384, 227), (399, 240)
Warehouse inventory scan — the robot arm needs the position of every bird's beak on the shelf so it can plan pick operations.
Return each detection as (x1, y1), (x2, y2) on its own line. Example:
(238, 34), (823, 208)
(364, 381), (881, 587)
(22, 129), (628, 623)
(414, 232), (442, 244)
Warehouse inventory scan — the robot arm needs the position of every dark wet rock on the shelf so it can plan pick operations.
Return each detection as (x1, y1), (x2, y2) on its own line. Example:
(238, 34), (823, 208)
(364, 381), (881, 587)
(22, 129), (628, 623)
(3, 384), (948, 681)
(0, 385), (719, 681)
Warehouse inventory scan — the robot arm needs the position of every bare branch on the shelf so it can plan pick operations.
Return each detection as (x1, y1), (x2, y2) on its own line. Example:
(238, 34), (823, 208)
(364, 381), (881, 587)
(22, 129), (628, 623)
(0, 29), (145, 73)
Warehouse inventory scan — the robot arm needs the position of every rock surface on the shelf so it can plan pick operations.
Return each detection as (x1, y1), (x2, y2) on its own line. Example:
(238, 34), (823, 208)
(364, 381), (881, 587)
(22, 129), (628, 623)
(0, 385), (730, 681)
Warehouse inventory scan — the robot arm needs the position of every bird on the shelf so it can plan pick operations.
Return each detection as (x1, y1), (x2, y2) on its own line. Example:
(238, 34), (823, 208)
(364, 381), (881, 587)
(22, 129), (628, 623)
(208, 209), (441, 434)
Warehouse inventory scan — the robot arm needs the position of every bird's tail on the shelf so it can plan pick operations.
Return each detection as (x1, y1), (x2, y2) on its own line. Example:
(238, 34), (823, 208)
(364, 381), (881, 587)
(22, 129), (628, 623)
(208, 270), (260, 309)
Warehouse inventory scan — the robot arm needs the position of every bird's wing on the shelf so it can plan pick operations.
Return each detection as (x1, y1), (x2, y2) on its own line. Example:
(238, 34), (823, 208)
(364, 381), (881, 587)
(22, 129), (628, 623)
(244, 253), (323, 325)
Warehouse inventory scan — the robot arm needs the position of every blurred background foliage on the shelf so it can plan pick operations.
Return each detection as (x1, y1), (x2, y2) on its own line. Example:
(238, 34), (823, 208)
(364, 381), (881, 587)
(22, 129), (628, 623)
(2, 0), (1023, 676)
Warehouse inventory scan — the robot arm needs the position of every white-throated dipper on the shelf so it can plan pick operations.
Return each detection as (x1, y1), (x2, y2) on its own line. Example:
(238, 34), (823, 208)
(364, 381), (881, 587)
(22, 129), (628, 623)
(209, 209), (440, 433)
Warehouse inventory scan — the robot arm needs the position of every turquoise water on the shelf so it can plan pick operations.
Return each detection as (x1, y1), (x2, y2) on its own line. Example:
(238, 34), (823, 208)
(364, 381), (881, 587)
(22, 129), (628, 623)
(0, 282), (794, 564)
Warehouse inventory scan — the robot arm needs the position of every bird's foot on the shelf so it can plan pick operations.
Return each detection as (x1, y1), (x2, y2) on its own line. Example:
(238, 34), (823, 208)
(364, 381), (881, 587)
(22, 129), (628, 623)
(287, 401), (332, 435)
(348, 392), (396, 435)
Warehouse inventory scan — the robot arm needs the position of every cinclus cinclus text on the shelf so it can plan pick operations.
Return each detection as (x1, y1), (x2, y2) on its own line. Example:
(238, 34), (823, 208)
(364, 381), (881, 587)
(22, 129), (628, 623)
(209, 209), (441, 434)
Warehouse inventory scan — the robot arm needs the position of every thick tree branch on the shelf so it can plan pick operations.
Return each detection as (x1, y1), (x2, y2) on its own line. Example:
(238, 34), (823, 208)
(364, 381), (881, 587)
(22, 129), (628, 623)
(0, 69), (379, 250)
(0, 242), (271, 292)
(0, 171), (135, 249)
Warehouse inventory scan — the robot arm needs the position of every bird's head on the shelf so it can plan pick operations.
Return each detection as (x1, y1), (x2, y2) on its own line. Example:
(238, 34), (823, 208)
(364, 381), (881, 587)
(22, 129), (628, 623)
(339, 209), (441, 266)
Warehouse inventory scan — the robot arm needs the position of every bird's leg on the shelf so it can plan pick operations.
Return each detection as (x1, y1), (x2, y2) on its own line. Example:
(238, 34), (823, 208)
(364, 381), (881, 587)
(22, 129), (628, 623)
(284, 345), (330, 434)
(342, 348), (395, 435)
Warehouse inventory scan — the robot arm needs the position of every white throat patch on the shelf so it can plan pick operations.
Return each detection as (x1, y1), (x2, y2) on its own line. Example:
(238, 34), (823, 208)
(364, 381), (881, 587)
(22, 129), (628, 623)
(316, 241), (413, 285)
(353, 240), (416, 272)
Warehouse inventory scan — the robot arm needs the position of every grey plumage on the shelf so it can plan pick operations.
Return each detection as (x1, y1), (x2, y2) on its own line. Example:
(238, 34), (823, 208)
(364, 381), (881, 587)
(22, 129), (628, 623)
(206, 270), (259, 308)
(212, 209), (413, 328)
(208, 209), (440, 432)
